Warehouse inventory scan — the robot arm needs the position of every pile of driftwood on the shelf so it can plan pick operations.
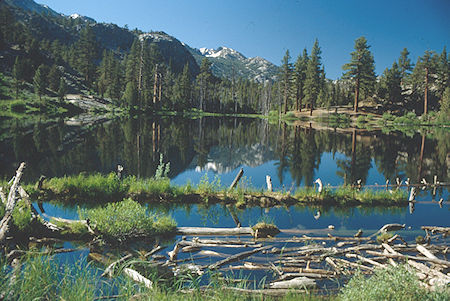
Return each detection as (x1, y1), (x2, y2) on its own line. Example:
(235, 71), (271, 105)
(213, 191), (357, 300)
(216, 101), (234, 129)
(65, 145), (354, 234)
(83, 224), (450, 296)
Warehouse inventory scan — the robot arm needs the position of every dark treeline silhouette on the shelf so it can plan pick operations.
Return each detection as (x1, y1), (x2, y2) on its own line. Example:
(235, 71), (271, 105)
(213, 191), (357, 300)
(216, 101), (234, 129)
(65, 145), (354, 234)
(1, 116), (448, 188)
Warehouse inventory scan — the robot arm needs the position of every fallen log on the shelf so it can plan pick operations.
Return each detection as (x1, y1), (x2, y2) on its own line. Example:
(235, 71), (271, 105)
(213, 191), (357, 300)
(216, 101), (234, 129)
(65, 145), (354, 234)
(365, 250), (450, 267)
(207, 246), (270, 270)
(407, 260), (450, 285)
(346, 253), (387, 269)
(123, 268), (153, 289)
(0, 163), (26, 245)
(102, 254), (133, 278)
(269, 277), (316, 289)
(416, 244), (438, 260)
(421, 226), (450, 236)
(178, 240), (262, 249)
(177, 227), (253, 236)
(181, 287), (308, 297)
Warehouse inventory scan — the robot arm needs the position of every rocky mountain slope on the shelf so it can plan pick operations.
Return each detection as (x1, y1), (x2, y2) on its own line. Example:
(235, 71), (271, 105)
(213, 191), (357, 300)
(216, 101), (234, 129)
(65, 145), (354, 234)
(187, 45), (279, 82)
(3, 0), (277, 82)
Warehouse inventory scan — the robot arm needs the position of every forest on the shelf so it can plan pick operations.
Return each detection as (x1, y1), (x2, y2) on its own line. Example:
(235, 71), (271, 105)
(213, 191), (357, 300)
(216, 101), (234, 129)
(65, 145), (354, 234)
(0, 5), (448, 119)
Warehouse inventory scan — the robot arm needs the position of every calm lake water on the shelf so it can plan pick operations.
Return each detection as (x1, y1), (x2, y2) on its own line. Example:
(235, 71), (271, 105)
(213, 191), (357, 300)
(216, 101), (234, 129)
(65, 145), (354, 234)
(1, 115), (448, 233)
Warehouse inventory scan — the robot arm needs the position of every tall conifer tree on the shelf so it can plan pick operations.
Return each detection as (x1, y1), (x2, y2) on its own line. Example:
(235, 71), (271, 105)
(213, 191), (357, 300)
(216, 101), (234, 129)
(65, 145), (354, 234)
(342, 37), (376, 113)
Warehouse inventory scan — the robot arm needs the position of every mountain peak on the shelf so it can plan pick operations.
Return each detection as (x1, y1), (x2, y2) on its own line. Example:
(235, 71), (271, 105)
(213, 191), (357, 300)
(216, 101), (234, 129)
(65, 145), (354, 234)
(199, 46), (246, 60)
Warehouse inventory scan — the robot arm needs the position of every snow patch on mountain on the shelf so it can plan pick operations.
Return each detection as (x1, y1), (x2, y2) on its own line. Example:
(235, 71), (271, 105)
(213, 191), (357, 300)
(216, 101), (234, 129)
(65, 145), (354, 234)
(191, 45), (279, 82)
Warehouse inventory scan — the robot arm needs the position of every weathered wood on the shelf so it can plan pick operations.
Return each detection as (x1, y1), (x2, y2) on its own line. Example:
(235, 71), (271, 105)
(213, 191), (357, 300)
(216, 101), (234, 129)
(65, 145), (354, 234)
(0, 163), (26, 244)
(179, 240), (262, 249)
(325, 257), (341, 273)
(229, 168), (244, 189)
(421, 226), (450, 236)
(208, 246), (269, 270)
(177, 227), (253, 236)
(181, 287), (308, 297)
(269, 277), (316, 289)
(144, 246), (164, 258)
(416, 244), (438, 260)
(168, 243), (181, 261)
(365, 250), (450, 267)
(408, 260), (450, 285)
(123, 268), (152, 289)
(266, 175), (273, 192)
(6, 248), (78, 262)
(0, 187), (6, 204)
(101, 254), (133, 278)
(346, 253), (387, 268)
(334, 258), (374, 271)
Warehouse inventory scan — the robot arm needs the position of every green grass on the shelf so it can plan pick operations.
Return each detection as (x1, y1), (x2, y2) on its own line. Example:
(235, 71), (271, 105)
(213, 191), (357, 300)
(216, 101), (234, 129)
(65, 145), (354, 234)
(340, 265), (449, 301)
(45, 172), (128, 203)
(33, 173), (408, 207)
(294, 186), (407, 206)
(0, 256), (328, 300)
(80, 198), (176, 241)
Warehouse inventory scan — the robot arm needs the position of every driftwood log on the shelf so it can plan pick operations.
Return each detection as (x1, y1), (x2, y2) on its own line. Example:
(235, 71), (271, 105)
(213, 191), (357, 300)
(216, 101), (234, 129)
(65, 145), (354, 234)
(0, 163), (26, 245)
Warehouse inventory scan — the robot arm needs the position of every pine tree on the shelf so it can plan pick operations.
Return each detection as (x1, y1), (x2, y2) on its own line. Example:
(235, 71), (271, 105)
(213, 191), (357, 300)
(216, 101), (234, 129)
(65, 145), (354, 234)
(379, 62), (402, 107)
(33, 64), (47, 101)
(12, 56), (25, 99)
(280, 50), (292, 114)
(48, 64), (61, 91)
(76, 25), (98, 84)
(304, 39), (323, 116)
(58, 78), (67, 102)
(124, 81), (138, 109)
(412, 51), (438, 115)
(398, 48), (413, 87)
(197, 58), (213, 111)
(342, 37), (376, 112)
(436, 47), (449, 101)
(292, 49), (308, 111)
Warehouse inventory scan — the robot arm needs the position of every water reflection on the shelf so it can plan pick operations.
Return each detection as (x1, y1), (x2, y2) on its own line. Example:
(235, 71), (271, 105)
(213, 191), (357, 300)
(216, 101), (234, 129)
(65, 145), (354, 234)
(1, 116), (449, 189)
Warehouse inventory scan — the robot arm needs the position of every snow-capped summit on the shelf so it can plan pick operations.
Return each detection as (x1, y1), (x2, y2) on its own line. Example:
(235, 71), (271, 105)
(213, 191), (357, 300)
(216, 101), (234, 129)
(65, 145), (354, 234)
(187, 45), (279, 83)
(199, 46), (246, 61)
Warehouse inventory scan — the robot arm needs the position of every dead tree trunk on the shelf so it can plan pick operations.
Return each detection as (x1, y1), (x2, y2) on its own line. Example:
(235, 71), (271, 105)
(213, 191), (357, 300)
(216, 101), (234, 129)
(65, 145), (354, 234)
(0, 163), (26, 245)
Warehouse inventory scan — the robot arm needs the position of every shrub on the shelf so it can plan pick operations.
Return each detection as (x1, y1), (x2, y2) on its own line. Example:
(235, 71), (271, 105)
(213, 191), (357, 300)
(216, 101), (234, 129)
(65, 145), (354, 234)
(81, 198), (176, 240)
(340, 265), (449, 301)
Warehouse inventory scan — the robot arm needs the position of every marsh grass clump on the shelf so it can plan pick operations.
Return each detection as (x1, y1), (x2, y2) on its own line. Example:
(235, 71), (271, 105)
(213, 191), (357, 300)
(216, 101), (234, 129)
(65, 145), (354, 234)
(0, 256), (97, 300)
(46, 172), (128, 203)
(376, 232), (394, 244)
(339, 265), (449, 301)
(251, 216), (280, 238)
(81, 198), (176, 241)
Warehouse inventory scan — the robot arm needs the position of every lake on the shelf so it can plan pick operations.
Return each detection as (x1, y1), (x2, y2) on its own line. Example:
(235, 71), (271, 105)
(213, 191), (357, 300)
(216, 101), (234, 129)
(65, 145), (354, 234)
(1, 115), (448, 232)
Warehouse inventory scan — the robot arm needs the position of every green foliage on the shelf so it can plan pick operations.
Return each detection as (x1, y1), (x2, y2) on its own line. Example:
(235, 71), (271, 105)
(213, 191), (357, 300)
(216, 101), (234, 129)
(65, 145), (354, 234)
(9, 100), (27, 113)
(12, 201), (33, 231)
(343, 36), (376, 111)
(197, 174), (222, 194)
(376, 232), (394, 244)
(304, 39), (324, 113)
(0, 256), (96, 300)
(80, 198), (176, 240)
(340, 265), (449, 301)
(155, 154), (171, 179)
(46, 172), (128, 203)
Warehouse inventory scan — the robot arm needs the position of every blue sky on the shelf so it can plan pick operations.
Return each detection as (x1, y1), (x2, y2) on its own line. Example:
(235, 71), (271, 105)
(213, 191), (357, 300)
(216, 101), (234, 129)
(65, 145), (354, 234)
(38, 0), (449, 79)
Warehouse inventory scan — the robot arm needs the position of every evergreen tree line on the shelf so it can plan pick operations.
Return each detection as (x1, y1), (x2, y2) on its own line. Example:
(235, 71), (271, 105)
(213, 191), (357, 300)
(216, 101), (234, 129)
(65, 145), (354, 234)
(279, 37), (449, 116)
(1, 5), (448, 116)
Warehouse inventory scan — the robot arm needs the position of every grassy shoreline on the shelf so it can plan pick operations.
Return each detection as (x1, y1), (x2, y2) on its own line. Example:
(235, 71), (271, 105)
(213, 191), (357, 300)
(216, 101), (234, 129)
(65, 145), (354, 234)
(25, 172), (408, 208)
